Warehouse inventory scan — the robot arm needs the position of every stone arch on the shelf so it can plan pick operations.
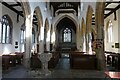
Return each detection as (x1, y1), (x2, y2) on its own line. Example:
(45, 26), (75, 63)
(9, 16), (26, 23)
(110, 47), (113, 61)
(86, 5), (94, 34)
(80, 17), (86, 52)
(44, 18), (49, 51)
(81, 18), (86, 37)
(34, 7), (43, 28)
(54, 15), (78, 31)
(20, 1), (31, 18)
(91, 27), (97, 40)
(54, 15), (78, 50)
(33, 6), (43, 39)
(85, 5), (94, 53)
(44, 18), (49, 33)
(31, 6), (43, 53)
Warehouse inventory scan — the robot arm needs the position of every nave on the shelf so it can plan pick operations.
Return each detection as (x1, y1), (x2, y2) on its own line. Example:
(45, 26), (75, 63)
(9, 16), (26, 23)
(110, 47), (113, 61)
(1, 0), (120, 79)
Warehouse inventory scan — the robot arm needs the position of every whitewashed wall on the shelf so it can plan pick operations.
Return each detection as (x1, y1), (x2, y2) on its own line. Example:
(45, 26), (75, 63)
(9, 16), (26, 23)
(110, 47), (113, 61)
(0, 4), (24, 54)
(104, 9), (119, 53)
(118, 9), (120, 53)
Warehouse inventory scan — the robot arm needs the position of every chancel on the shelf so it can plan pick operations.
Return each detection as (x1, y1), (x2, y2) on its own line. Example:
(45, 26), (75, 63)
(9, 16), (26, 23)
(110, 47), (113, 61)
(0, 0), (120, 79)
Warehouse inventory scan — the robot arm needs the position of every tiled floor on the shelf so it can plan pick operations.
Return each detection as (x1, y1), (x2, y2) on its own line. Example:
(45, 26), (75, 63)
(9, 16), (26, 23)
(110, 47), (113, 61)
(2, 54), (108, 79)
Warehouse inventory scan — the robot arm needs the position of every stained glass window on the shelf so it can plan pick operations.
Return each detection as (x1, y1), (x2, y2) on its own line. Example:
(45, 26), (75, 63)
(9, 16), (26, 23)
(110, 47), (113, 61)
(63, 28), (71, 42)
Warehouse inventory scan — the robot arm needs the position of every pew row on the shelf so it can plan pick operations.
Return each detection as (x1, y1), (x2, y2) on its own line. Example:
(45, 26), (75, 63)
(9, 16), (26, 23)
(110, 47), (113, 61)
(105, 51), (120, 70)
(70, 53), (97, 70)
(2, 52), (24, 70)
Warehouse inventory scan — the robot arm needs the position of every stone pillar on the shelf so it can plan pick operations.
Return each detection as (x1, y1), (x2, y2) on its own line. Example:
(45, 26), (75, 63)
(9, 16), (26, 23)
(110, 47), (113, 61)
(46, 29), (50, 51)
(76, 25), (80, 50)
(95, 2), (106, 70)
(86, 12), (93, 54)
(85, 33), (89, 53)
(83, 35), (86, 52)
(39, 40), (44, 53)
(23, 16), (32, 69)
(79, 33), (84, 52)
(81, 18), (86, 52)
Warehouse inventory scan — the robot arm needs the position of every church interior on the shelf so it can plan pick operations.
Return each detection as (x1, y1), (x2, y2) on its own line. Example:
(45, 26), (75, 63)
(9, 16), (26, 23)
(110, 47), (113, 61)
(0, 0), (120, 79)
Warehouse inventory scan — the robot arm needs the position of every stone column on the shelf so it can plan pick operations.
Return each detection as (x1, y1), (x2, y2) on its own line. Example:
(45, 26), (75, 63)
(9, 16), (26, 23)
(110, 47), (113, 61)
(46, 29), (50, 51)
(81, 18), (86, 52)
(76, 24), (80, 50)
(85, 33), (89, 53)
(23, 16), (32, 69)
(95, 2), (106, 70)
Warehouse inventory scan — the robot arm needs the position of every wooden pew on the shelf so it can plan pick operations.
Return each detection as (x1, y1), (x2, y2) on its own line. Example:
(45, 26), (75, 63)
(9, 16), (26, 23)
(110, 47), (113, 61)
(2, 52), (24, 71)
(48, 51), (60, 68)
(30, 53), (41, 70)
(9, 53), (17, 67)
(105, 51), (120, 70)
(70, 53), (97, 70)
(2, 55), (10, 70)
(15, 52), (23, 65)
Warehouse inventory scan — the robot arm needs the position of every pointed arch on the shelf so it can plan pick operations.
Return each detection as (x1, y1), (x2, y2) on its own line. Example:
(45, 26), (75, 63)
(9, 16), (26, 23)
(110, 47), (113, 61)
(44, 18), (49, 51)
(20, 1), (31, 18)
(81, 17), (86, 37)
(54, 15), (78, 30)
(86, 5), (94, 33)
(0, 14), (13, 43)
(33, 6), (43, 36)
(44, 18), (49, 32)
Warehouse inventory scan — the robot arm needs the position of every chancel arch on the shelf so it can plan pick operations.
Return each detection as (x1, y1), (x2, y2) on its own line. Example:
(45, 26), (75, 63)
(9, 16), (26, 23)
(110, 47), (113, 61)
(55, 17), (77, 51)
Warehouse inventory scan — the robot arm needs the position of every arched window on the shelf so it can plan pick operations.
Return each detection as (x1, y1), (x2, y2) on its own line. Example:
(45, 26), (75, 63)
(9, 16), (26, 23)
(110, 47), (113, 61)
(107, 20), (113, 42)
(20, 29), (25, 44)
(63, 28), (71, 42)
(0, 15), (12, 43)
(20, 23), (25, 44)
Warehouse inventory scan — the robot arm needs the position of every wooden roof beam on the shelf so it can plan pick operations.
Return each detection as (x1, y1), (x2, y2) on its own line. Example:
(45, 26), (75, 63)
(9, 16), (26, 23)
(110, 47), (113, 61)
(104, 4), (120, 19)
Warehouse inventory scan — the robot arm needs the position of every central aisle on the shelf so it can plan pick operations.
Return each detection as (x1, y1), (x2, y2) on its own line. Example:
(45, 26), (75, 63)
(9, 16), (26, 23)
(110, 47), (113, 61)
(55, 53), (70, 70)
